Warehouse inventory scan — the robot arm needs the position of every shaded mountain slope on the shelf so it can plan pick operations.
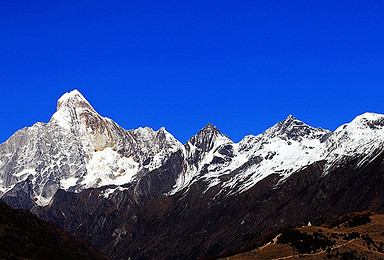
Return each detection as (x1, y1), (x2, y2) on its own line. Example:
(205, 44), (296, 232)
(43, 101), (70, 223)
(0, 201), (108, 259)
(33, 148), (384, 259)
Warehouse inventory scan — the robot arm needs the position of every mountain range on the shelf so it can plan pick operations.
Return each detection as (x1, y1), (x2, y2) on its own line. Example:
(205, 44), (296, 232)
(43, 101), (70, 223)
(1, 90), (384, 259)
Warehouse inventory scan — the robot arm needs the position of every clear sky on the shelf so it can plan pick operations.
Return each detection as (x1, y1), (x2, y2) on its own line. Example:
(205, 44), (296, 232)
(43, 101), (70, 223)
(1, 1), (383, 143)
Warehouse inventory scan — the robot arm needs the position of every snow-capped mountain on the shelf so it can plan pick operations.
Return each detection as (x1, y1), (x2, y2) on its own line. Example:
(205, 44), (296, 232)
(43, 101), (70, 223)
(171, 112), (384, 197)
(0, 90), (183, 207)
(171, 115), (332, 196)
(2, 90), (384, 259)
(324, 112), (384, 172)
(1, 90), (384, 209)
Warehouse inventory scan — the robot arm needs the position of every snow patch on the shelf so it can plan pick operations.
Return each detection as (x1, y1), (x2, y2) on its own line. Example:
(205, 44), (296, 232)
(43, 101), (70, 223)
(101, 186), (129, 198)
(60, 176), (79, 190)
(14, 168), (36, 178)
(35, 194), (53, 206)
(51, 107), (73, 130)
(83, 148), (139, 189)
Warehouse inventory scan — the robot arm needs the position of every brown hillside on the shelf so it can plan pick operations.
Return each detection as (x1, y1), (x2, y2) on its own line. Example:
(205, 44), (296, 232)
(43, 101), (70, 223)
(222, 213), (384, 259)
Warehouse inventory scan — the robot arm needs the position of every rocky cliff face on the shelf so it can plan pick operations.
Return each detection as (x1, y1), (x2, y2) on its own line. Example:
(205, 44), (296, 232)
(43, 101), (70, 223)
(2, 90), (384, 259)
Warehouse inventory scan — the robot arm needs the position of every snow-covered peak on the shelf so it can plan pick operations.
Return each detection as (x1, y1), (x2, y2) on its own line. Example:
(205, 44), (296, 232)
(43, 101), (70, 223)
(156, 127), (181, 146)
(192, 123), (222, 141)
(346, 112), (384, 130)
(264, 115), (330, 141)
(131, 126), (182, 150)
(201, 123), (219, 133)
(0, 90), (187, 207)
(133, 126), (155, 136)
(354, 112), (384, 121)
(188, 123), (232, 152)
(50, 89), (99, 131)
(56, 89), (93, 111)
(325, 113), (384, 156)
(332, 112), (384, 138)
(321, 112), (384, 174)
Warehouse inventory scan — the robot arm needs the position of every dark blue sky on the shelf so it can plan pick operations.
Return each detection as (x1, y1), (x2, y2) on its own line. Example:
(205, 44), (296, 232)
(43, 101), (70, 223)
(1, 1), (383, 143)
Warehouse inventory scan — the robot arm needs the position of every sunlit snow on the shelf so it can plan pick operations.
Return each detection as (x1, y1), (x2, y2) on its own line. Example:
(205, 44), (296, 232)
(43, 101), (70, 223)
(83, 147), (139, 188)
(60, 176), (79, 190)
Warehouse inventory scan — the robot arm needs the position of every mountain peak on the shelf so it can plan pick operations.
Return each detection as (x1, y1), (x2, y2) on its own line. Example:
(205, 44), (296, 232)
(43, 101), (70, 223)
(266, 115), (329, 141)
(335, 112), (384, 133)
(194, 122), (224, 140)
(282, 114), (302, 125)
(286, 114), (295, 120)
(56, 89), (93, 112)
(350, 112), (384, 126)
(201, 123), (220, 133)
(271, 114), (307, 132)
(187, 123), (231, 152)
(51, 90), (99, 130)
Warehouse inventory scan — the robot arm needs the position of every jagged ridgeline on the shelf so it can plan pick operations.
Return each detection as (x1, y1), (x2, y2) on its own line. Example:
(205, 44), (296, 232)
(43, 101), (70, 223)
(1, 90), (384, 259)
(0, 90), (183, 208)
